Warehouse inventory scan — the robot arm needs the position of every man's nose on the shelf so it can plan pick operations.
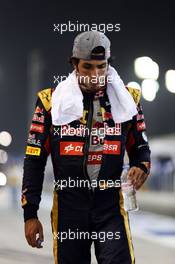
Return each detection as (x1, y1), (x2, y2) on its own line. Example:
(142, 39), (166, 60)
(90, 68), (100, 78)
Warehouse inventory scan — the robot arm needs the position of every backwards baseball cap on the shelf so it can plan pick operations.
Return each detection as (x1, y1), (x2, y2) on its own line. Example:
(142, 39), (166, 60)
(72, 31), (111, 60)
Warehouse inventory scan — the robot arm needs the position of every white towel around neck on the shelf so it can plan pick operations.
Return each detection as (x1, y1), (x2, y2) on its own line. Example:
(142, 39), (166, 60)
(51, 65), (137, 125)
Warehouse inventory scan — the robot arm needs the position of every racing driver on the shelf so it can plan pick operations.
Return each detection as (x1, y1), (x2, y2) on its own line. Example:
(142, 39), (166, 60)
(21, 31), (151, 264)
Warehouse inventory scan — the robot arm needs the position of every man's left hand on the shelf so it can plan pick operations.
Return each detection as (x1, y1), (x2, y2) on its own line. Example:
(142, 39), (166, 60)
(127, 166), (149, 190)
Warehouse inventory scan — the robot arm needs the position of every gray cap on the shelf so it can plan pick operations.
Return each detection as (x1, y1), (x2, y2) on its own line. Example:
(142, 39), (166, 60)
(72, 31), (111, 60)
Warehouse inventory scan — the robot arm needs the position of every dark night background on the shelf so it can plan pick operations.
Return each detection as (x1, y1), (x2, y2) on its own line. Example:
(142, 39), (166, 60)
(0, 0), (174, 155)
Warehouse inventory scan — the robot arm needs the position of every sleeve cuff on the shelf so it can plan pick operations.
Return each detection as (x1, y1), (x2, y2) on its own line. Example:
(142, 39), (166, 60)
(130, 162), (151, 174)
(23, 203), (38, 222)
(135, 163), (149, 174)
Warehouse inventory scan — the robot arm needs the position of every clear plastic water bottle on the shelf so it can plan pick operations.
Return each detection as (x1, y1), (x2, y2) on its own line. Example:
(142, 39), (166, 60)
(121, 165), (139, 212)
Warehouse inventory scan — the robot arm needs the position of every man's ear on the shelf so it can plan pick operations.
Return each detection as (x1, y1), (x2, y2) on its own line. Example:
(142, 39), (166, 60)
(74, 64), (79, 73)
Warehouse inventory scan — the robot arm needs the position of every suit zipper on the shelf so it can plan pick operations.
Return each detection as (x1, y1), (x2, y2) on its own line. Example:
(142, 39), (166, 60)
(83, 94), (94, 193)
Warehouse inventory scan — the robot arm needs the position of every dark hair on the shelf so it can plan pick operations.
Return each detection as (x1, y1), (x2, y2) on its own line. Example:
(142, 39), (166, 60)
(68, 57), (80, 66)
(69, 57), (113, 67)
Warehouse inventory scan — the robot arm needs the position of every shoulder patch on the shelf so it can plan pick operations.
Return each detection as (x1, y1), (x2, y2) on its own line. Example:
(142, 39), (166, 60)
(126, 86), (141, 105)
(37, 88), (52, 111)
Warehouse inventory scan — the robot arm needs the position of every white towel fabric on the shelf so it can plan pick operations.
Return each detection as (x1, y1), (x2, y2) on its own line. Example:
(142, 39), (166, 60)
(51, 65), (137, 125)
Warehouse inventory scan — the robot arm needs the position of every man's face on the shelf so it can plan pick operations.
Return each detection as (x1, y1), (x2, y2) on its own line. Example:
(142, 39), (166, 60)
(75, 59), (108, 92)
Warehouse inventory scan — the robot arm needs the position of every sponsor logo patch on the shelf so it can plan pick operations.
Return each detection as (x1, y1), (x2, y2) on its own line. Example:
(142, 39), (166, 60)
(38, 88), (52, 111)
(27, 134), (41, 146)
(26, 146), (41, 156)
(137, 122), (146, 131)
(60, 142), (84, 156)
(103, 140), (121, 155)
(32, 113), (45, 123)
(87, 151), (103, 164)
(91, 136), (104, 146)
(30, 123), (44, 133)
(127, 87), (141, 105)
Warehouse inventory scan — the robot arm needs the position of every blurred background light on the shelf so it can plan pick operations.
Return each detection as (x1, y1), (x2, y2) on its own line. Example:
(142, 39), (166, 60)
(0, 131), (12, 147)
(165, 70), (175, 93)
(141, 79), (159, 102)
(0, 149), (8, 164)
(127, 81), (141, 90)
(0, 172), (7, 186)
(134, 56), (159, 80)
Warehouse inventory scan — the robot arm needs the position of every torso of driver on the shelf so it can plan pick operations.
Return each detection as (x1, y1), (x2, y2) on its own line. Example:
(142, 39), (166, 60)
(86, 90), (105, 182)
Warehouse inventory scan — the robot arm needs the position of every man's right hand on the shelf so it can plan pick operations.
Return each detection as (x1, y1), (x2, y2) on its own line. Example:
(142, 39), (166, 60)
(25, 218), (44, 248)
